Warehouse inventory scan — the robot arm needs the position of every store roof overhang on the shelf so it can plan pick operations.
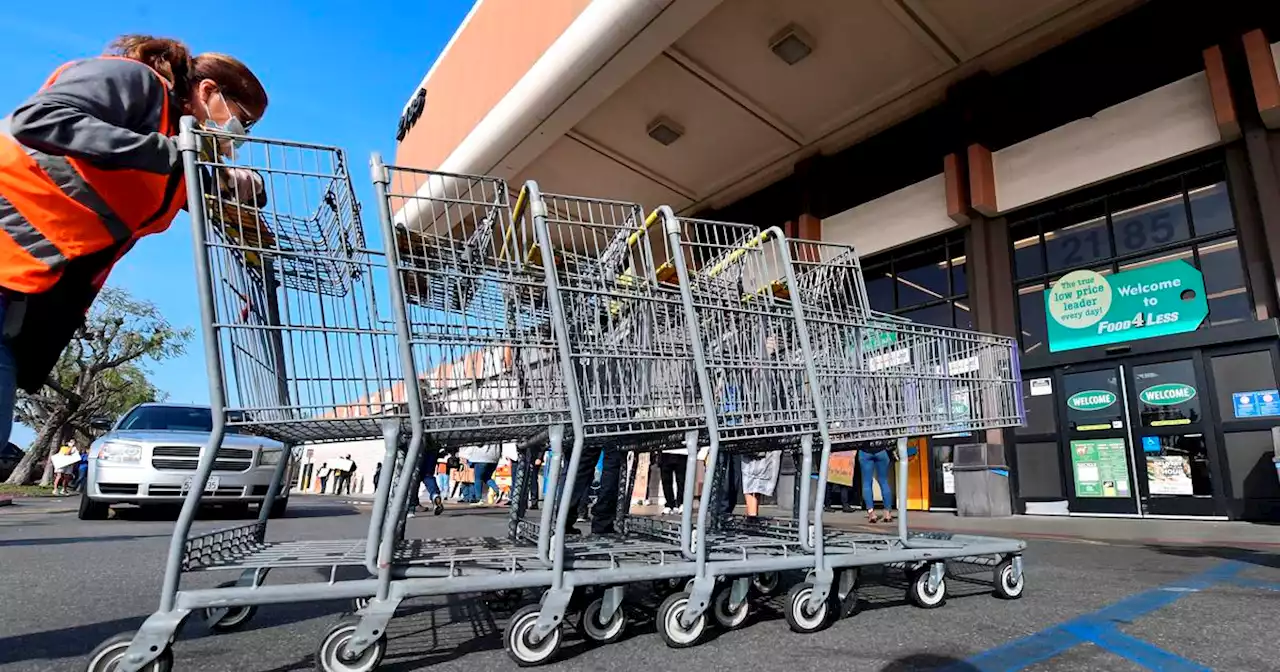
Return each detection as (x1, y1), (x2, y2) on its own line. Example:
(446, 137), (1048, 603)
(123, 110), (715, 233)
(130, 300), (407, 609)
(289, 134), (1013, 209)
(396, 0), (1145, 232)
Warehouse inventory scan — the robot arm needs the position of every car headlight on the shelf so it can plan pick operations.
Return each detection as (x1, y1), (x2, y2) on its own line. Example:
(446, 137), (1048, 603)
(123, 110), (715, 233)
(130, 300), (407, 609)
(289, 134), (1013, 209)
(258, 449), (282, 466)
(96, 441), (143, 464)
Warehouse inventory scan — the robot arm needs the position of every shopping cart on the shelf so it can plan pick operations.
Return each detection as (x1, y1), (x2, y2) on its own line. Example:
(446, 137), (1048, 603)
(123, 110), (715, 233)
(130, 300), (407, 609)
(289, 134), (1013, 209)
(641, 209), (1028, 644)
(86, 120), (411, 672)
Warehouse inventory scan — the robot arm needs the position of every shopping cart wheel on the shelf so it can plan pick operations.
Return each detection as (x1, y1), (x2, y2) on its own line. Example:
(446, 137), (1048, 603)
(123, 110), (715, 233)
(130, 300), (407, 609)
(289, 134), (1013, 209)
(505, 604), (563, 667)
(577, 596), (627, 644)
(316, 617), (386, 672)
(993, 558), (1025, 600)
(485, 589), (524, 612)
(906, 565), (947, 609)
(750, 571), (781, 597)
(784, 582), (833, 634)
(711, 584), (749, 630)
(350, 597), (371, 613)
(656, 592), (707, 649)
(86, 633), (173, 672)
(201, 582), (258, 633)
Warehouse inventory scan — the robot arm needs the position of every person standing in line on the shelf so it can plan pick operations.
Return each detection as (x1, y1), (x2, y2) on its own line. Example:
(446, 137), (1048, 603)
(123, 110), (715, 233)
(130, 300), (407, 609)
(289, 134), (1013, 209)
(657, 446), (688, 515)
(317, 463), (330, 494)
(435, 460), (449, 501)
(741, 449), (781, 517)
(407, 436), (445, 518)
(0, 36), (268, 451)
(858, 443), (896, 523)
(340, 456), (357, 495)
(460, 443), (501, 506)
(372, 462), (382, 491)
(446, 452), (464, 500)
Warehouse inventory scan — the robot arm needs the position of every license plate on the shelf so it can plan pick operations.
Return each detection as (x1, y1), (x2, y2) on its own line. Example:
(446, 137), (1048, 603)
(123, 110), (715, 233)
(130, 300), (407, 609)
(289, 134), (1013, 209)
(182, 476), (219, 493)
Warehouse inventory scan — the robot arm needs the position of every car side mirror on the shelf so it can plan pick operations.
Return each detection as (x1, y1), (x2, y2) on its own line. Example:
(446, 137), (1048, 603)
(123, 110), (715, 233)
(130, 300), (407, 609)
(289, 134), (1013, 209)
(89, 417), (113, 431)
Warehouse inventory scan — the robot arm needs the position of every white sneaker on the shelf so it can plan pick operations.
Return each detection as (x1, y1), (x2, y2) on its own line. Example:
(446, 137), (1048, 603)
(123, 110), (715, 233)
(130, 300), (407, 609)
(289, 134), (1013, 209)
(675, 505), (683, 515)
(660, 507), (673, 515)
(407, 511), (416, 518)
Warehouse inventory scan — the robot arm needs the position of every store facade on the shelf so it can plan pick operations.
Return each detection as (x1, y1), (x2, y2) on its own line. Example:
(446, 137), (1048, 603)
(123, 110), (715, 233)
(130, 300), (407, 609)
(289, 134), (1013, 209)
(395, 0), (1280, 520)
(706, 2), (1280, 520)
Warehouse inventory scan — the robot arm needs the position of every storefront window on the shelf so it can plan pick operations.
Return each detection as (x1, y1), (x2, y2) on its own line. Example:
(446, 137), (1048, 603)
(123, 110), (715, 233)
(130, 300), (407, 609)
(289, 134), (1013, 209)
(1010, 162), (1249, 353)
(860, 234), (968, 329)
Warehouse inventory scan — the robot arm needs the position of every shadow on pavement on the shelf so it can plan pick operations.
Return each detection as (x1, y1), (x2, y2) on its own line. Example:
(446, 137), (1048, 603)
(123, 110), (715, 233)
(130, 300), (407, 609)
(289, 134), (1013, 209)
(883, 654), (979, 671)
(0, 532), (169, 548)
(1145, 544), (1280, 569)
(0, 600), (353, 667)
(105, 502), (359, 522)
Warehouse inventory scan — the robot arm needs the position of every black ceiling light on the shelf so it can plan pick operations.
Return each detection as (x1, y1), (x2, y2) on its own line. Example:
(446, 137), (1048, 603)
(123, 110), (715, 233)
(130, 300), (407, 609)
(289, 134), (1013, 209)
(770, 24), (814, 66)
(647, 117), (684, 146)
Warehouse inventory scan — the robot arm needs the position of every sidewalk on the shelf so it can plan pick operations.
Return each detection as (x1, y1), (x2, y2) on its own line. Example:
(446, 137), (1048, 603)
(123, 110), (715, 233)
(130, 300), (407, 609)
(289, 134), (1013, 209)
(327, 494), (1278, 548)
(769, 505), (1278, 548)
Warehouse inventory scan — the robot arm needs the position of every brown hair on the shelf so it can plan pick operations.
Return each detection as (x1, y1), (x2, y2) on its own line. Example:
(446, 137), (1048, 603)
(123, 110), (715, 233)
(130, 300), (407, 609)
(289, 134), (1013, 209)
(106, 35), (267, 121)
(107, 35), (194, 99)
(192, 52), (268, 121)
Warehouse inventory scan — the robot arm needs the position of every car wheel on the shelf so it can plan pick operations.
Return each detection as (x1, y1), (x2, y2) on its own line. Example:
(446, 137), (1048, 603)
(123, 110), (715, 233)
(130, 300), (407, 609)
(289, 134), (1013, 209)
(78, 492), (109, 521)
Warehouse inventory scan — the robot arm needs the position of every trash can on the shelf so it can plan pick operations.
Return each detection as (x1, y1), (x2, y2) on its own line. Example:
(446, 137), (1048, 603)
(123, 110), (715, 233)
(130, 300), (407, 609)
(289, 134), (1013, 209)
(953, 443), (1013, 518)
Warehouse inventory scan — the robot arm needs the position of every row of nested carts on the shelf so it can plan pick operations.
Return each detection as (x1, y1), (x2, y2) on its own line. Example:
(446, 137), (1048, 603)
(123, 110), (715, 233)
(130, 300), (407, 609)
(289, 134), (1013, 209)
(88, 122), (1028, 672)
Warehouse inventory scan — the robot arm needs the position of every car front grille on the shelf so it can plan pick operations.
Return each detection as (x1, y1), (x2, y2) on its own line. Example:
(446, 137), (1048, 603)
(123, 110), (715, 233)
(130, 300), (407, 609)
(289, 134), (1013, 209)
(97, 483), (138, 495)
(150, 446), (253, 472)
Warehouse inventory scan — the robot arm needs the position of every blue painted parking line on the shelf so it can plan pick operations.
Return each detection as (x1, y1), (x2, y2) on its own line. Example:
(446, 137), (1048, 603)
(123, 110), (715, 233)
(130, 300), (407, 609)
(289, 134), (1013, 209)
(1061, 623), (1211, 672)
(943, 561), (1245, 672)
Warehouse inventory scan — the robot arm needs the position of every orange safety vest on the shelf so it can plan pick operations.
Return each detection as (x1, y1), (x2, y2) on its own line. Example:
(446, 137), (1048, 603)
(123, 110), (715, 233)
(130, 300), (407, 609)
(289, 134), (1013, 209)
(0, 56), (188, 295)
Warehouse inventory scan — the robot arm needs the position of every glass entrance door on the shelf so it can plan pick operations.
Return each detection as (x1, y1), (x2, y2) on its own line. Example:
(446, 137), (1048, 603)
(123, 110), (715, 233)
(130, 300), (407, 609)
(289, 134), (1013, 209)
(1123, 355), (1224, 517)
(1059, 366), (1140, 515)
(1057, 355), (1226, 517)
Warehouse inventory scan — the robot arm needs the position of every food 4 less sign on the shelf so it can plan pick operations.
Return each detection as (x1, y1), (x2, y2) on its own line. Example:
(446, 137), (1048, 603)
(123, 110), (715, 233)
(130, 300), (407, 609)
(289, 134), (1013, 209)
(1045, 260), (1208, 353)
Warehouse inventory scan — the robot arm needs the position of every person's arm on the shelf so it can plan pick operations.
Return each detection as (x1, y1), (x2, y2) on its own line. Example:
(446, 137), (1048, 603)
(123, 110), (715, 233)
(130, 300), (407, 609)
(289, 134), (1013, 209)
(8, 58), (179, 175)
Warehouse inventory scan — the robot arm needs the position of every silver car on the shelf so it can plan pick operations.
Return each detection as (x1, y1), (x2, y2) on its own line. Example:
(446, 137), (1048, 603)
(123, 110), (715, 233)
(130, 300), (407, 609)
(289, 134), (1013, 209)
(79, 403), (290, 520)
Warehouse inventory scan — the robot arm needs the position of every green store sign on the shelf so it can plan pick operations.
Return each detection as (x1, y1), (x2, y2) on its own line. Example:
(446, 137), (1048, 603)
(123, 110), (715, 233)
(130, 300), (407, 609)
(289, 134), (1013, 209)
(1140, 383), (1197, 406)
(1044, 260), (1208, 353)
(1067, 390), (1117, 412)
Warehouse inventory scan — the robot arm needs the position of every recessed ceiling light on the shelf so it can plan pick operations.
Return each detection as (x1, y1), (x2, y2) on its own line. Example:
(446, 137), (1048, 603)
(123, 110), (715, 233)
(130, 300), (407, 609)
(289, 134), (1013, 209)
(647, 117), (684, 146)
(770, 24), (814, 66)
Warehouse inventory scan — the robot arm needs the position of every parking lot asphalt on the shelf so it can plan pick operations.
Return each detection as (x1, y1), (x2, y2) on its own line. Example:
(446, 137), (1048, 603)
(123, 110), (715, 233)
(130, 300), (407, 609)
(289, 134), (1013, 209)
(1, 496), (1276, 672)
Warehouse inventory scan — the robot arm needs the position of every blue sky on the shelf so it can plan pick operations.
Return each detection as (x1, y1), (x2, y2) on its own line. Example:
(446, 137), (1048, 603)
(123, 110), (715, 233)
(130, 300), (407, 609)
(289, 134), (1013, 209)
(1, 1), (474, 445)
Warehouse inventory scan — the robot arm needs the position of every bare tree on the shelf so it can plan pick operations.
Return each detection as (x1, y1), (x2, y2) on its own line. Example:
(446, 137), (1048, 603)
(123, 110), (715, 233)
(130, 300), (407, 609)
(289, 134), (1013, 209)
(5, 288), (191, 485)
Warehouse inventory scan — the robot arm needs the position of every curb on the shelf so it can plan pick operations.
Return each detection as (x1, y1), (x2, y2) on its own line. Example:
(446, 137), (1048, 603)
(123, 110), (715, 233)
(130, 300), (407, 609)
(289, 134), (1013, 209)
(0, 496), (12, 507)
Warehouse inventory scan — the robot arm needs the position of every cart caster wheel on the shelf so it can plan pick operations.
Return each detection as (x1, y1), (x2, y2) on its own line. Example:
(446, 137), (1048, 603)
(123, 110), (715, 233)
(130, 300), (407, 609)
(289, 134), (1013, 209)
(485, 589), (524, 612)
(201, 581), (258, 633)
(316, 618), (386, 672)
(711, 584), (749, 630)
(651, 577), (683, 598)
(836, 569), (861, 619)
(907, 565), (947, 609)
(577, 596), (627, 644)
(351, 597), (371, 613)
(505, 604), (563, 667)
(657, 591), (707, 648)
(86, 633), (173, 672)
(784, 582), (832, 634)
(751, 571), (781, 597)
(993, 559), (1025, 600)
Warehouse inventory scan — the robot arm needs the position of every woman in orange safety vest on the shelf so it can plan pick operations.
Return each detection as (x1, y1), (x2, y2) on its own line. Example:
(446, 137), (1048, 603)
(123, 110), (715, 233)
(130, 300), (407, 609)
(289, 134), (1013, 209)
(0, 35), (268, 450)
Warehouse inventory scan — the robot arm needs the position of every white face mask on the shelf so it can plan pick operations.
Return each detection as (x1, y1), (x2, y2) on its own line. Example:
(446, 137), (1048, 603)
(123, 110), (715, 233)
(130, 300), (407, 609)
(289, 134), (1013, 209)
(205, 91), (248, 148)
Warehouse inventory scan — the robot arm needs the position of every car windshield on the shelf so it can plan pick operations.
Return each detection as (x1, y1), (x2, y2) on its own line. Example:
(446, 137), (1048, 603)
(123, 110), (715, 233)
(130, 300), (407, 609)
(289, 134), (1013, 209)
(116, 407), (242, 434)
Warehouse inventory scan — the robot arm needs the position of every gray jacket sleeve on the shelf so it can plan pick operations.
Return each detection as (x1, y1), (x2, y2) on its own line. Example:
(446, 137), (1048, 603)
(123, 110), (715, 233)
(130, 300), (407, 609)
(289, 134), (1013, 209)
(8, 58), (180, 175)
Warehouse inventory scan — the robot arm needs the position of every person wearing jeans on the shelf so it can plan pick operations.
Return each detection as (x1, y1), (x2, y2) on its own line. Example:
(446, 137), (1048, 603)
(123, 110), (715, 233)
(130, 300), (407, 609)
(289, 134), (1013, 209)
(460, 443), (502, 505)
(858, 445), (895, 523)
(408, 437), (444, 517)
